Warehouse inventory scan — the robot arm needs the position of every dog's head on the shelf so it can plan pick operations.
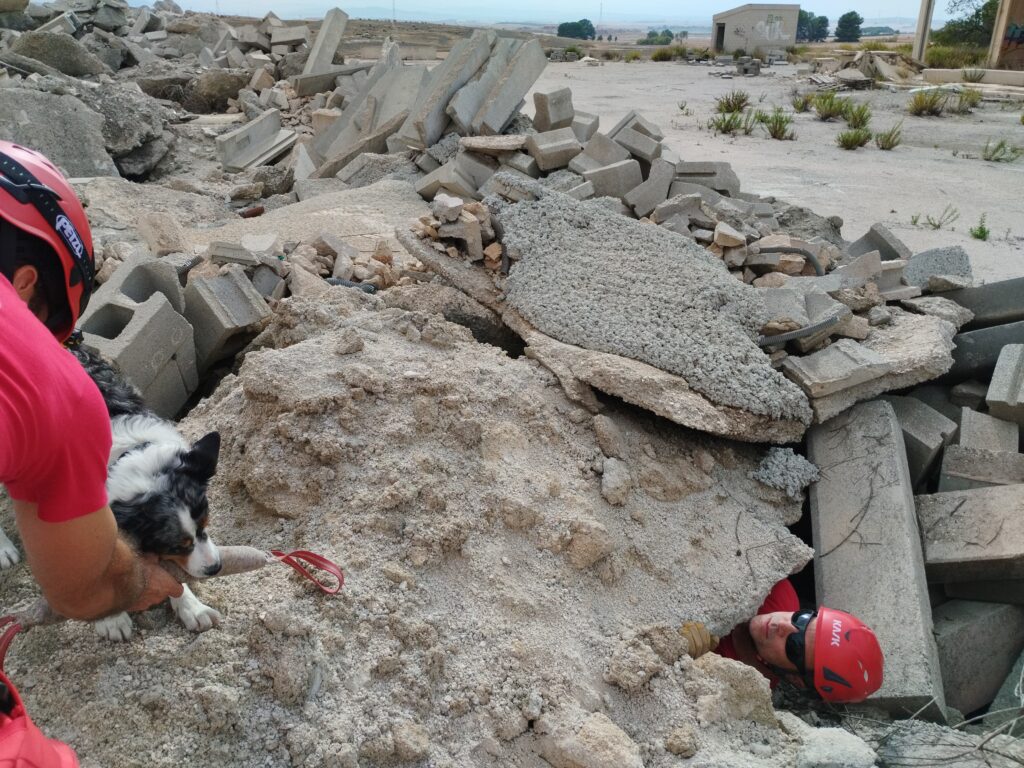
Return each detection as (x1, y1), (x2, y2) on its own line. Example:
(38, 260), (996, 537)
(110, 432), (223, 578)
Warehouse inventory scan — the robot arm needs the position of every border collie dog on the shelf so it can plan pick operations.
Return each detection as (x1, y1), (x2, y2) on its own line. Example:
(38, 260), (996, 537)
(70, 348), (224, 642)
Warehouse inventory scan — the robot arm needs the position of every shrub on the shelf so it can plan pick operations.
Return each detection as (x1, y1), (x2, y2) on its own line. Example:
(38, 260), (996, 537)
(762, 108), (796, 140)
(716, 89), (751, 113)
(814, 92), (849, 121)
(895, 43), (913, 54)
(982, 138), (1023, 162)
(874, 121), (903, 149)
(741, 109), (760, 135)
(925, 205), (960, 229)
(951, 87), (983, 113)
(962, 67), (986, 82)
(624, 50), (642, 62)
(564, 45), (584, 56)
(651, 47), (673, 61)
(925, 45), (987, 69)
(860, 40), (892, 50)
(791, 92), (814, 112)
(708, 111), (744, 134)
(969, 213), (990, 241)
(601, 50), (620, 61)
(836, 128), (872, 149)
(845, 102), (872, 129)
(908, 90), (948, 116)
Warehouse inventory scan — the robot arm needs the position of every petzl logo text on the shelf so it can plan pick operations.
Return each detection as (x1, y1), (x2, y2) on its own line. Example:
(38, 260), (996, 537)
(55, 215), (85, 259)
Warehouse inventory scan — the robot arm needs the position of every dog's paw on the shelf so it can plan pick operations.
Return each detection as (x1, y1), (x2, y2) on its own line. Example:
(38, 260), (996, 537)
(171, 588), (221, 633)
(0, 530), (20, 570)
(94, 612), (133, 642)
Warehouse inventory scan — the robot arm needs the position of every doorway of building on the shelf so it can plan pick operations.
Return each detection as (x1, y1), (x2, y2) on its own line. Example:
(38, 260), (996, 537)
(715, 23), (726, 51)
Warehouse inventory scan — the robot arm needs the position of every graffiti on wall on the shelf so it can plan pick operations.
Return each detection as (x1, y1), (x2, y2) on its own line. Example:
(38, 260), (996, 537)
(732, 13), (789, 43)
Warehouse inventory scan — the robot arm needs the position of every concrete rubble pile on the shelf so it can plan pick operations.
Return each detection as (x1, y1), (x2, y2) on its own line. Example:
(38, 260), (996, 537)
(4, 4), (1024, 765)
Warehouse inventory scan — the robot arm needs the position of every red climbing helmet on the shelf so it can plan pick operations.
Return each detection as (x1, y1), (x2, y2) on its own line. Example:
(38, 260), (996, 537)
(812, 606), (884, 703)
(0, 140), (95, 342)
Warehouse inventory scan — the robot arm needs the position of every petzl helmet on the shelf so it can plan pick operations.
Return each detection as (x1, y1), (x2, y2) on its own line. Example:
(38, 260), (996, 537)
(0, 141), (95, 342)
(812, 606), (884, 703)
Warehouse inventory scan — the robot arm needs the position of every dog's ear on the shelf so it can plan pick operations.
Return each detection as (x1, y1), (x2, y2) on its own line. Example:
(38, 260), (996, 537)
(181, 432), (221, 481)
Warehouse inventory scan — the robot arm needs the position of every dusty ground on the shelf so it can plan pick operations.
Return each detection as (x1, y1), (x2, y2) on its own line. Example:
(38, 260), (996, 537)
(528, 61), (1024, 282)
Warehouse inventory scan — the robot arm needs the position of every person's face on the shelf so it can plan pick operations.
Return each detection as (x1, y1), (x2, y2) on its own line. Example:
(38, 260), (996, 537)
(748, 610), (816, 674)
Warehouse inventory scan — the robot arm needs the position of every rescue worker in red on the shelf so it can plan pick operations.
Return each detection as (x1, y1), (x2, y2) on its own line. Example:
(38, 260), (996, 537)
(0, 141), (183, 765)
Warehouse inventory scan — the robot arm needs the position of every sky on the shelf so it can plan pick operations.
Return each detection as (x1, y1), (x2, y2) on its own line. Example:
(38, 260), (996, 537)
(178, 0), (945, 25)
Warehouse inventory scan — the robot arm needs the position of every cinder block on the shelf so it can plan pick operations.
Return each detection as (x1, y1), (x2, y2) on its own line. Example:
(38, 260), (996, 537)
(79, 293), (196, 418)
(988, 345), (1024, 425)
(624, 157), (674, 218)
(614, 127), (661, 163)
(959, 408), (1019, 453)
(82, 253), (185, 316)
(581, 159), (642, 201)
(950, 321), (1024, 381)
(782, 339), (892, 398)
(938, 445), (1024, 491)
(919, 484), (1024, 583)
(809, 400), (946, 717)
(904, 246), (972, 288)
(532, 87), (574, 132)
(933, 600), (1024, 715)
(880, 395), (958, 488)
(848, 223), (913, 262)
(571, 111), (599, 143)
(183, 264), (272, 373)
(674, 161), (740, 197)
(524, 128), (582, 172)
(302, 8), (348, 75)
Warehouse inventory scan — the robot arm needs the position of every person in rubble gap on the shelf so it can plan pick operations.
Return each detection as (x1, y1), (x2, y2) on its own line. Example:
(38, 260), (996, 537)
(713, 578), (885, 704)
(0, 141), (184, 766)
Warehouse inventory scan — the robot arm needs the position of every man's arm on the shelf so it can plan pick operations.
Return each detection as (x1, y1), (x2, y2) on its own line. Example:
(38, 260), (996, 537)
(13, 500), (182, 620)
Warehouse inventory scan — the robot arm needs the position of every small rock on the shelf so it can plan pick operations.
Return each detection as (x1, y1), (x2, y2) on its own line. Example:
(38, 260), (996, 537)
(664, 724), (699, 757)
(928, 273), (973, 292)
(431, 192), (464, 223)
(795, 727), (877, 768)
(137, 212), (185, 256)
(867, 305), (892, 326)
(752, 272), (789, 288)
(566, 517), (613, 569)
(713, 221), (745, 248)
(392, 722), (429, 762)
(601, 457), (632, 506)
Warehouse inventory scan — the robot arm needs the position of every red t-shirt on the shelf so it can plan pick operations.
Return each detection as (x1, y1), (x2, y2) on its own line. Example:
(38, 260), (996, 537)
(0, 276), (111, 522)
(715, 578), (801, 686)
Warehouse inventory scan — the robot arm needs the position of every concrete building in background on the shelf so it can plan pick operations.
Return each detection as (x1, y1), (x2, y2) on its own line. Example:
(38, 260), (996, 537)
(712, 4), (800, 54)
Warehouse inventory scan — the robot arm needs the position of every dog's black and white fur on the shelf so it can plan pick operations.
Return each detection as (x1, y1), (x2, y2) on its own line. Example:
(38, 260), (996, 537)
(0, 347), (224, 641)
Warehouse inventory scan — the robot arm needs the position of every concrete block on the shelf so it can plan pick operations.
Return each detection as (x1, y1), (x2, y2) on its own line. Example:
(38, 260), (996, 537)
(532, 87), (574, 132)
(453, 150), (498, 191)
(478, 169), (538, 202)
(848, 223), (912, 262)
(933, 600), (1024, 714)
(941, 276), (1024, 329)
(565, 180), (594, 200)
(249, 67), (276, 91)
(500, 151), (539, 178)
(607, 110), (664, 142)
(880, 395), (958, 487)
(919, 484), (1024, 582)
(581, 159), (642, 201)
(674, 161), (740, 197)
(951, 380), (988, 408)
(183, 264), (272, 372)
(988, 345), (1024, 425)
(83, 253), (185, 316)
(904, 246), (972, 288)
(950, 321), (1024, 381)
(524, 128), (582, 172)
(250, 264), (284, 298)
(623, 157), (674, 218)
(414, 160), (477, 201)
(37, 11), (80, 35)
(216, 109), (297, 172)
(938, 445), (1024, 491)
(946, 579), (1024, 604)
(205, 241), (260, 267)
(290, 62), (372, 98)
(614, 127), (661, 163)
(984, 647), (1024, 732)
(292, 142), (317, 181)
(446, 38), (518, 134)
(809, 400), (945, 717)
(302, 8), (348, 76)
(907, 383), (961, 423)
(899, 296), (974, 330)
(781, 339), (892, 398)
(473, 39), (547, 136)
(460, 135), (527, 155)
(79, 293), (196, 418)
(270, 25), (310, 47)
(960, 408), (1019, 453)
(311, 107), (342, 136)
(571, 111), (599, 143)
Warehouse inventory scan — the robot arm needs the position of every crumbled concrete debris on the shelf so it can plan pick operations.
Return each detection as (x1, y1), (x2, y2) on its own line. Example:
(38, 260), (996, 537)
(749, 447), (820, 500)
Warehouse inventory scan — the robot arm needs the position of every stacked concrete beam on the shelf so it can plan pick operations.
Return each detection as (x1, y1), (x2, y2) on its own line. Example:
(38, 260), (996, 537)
(184, 265), (272, 373)
(808, 400), (946, 717)
(918, 484), (1024, 583)
(216, 109), (297, 172)
(446, 38), (519, 134)
(301, 8), (348, 76)
(988, 345), (1024, 424)
(933, 600), (1024, 715)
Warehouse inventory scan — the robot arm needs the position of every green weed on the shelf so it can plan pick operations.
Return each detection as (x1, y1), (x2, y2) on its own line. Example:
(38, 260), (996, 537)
(925, 204), (960, 229)
(908, 90), (948, 116)
(969, 213), (990, 241)
(716, 89), (751, 113)
(845, 102), (872, 129)
(874, 121), (903, 150)
(836, 128), (872, 149)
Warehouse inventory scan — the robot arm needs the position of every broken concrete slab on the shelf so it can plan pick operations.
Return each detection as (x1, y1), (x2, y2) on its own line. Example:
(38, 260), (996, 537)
(782, 339), (892, 398)
(216, 109), (297, 173)
(623, 157), (673, 217)
(919, 484), (1024, 583)
(848, 223), (913, 262)
(880, 395), (958, 488)
(10, 31), (110, 77)
(674, 161), (740, 197)
(988, 345), (1024, 425)
(532, 87), (574, 132)
(582, 159), (642, 201)
(808, 400), (945, 717)
(290, 62), (373, 98)
(904, 246), (972, 288)
(525, 128), (582, 172)
(899, 296), (974, 330)
(938, 445), (1024, 491)
(302, 8), (348, 76)
(933, 600), (1024, 715)
(446, 38), (518, 134)
(472, 39), (547, 136)
(415, 159), (477, 201)
(960, 408), (1019, 453)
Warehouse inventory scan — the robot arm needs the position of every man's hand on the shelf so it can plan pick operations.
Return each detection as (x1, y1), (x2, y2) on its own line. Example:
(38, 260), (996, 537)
(13, 501), (180, 620)
(128, 556), (184, 612)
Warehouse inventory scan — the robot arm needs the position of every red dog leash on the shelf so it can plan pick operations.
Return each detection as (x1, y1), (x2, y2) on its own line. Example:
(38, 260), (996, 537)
(270, 550), (344, 595)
